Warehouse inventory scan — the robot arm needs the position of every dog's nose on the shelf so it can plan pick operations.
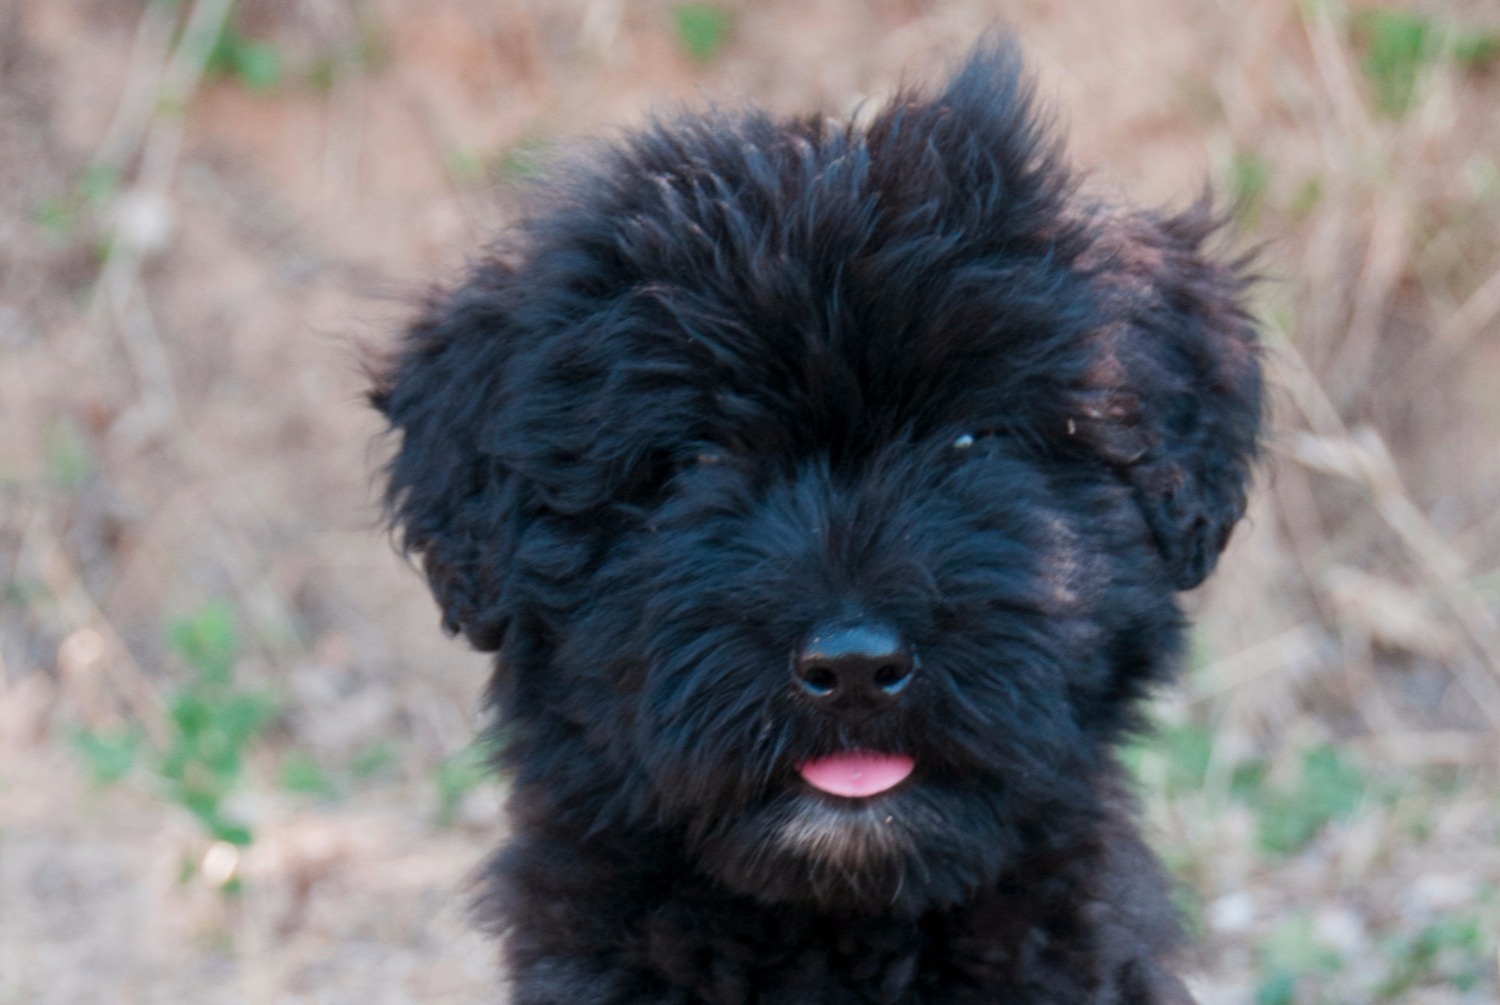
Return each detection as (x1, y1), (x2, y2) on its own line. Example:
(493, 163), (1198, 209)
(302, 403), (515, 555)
(793, 623), (915, 715)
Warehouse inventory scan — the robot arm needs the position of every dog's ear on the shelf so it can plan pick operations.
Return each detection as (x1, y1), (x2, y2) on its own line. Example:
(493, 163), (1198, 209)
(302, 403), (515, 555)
(370, 261), (522, 651)
(1067, 204), (1262, 590)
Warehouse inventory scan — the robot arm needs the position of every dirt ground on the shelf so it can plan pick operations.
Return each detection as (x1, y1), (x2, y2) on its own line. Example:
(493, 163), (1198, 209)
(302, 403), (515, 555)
(2, 1), (1499, 1003)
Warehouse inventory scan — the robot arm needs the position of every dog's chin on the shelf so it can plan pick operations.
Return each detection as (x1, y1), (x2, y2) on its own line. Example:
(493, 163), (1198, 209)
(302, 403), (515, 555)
(773, 793), (918, 869)
(691, 782), (1021, 917)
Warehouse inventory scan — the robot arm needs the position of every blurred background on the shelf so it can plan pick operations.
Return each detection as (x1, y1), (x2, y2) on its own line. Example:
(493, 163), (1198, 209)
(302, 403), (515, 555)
(1, 1), (1497, 1002)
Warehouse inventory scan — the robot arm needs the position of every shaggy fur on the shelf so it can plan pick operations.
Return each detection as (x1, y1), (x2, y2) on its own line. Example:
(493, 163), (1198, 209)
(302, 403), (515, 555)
(372, 40), (1261, 1005)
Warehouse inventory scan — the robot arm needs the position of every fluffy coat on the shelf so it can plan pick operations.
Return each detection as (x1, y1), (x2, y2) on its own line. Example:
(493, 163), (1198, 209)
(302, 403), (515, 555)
(372, 40), (1261, 1004)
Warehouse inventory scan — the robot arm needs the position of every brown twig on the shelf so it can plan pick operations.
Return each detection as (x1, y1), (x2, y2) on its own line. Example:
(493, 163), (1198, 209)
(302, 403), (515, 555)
(1270, 322), (1500, 731)
(93, 0), (177, 174)
(1326, 196), (1408, 402)
(22, 505), (168, 746)
(1299, 1), (1371, 154)
(90, 0), (238, 446)
(1433, 264), (1500, 361)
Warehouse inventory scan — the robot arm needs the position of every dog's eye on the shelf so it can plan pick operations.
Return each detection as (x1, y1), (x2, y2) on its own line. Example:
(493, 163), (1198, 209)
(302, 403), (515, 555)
(669, 448), (730, 479)
(951, 429), (997, 451)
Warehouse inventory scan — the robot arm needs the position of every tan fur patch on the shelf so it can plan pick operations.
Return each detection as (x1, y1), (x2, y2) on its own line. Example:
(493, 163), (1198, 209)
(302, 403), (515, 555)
(1041, 516), (1085, 611)
(775, 799), (912, 868)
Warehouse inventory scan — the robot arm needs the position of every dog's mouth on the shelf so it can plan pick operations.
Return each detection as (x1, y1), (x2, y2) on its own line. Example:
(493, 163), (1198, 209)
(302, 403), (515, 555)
(797, 750), (914, 798)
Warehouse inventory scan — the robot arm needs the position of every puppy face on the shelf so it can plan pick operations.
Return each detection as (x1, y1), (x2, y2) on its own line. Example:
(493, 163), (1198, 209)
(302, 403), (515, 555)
(374, 45), (1260, 915)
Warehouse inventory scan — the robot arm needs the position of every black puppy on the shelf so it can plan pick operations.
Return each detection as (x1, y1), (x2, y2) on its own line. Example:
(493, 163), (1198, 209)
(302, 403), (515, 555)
(373, 39), (1260, 1005)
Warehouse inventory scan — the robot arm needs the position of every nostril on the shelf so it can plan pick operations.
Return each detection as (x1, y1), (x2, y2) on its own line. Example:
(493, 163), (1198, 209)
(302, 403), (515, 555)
(798, 663), (839, 698)
(792, 621), (916, 711)
(872, 662), (911, 694)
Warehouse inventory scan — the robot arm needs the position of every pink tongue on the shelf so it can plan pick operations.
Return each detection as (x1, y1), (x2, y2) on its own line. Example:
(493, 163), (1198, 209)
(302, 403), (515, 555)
(798, 751), (915, 798)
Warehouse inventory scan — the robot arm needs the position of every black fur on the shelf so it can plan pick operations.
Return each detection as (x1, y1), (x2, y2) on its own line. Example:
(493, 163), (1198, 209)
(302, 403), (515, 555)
(372, 39), (1260, 1005)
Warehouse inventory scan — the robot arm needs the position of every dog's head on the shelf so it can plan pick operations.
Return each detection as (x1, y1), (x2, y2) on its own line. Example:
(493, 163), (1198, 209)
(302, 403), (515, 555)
(373, 42), (1260, 915)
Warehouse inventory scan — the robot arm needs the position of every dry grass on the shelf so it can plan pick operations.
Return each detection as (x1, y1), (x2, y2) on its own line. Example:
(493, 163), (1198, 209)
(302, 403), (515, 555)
(1, 1), (1497, 1003)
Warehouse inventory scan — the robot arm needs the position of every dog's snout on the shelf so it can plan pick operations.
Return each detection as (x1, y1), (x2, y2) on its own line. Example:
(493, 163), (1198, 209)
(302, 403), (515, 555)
(793, 623), (915, 715)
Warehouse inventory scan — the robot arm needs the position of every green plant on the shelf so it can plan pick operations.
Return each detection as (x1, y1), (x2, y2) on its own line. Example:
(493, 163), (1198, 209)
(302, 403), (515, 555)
(305, 15), (392, 92)
(1119, 720), (1213, 799)
(447, 136), (553, 188)
(34, 196), (77, 236)
(493, 138), (551, 183)
(1161, 722), (1215, 796)
(433, 740), (495, 827)
(44, 417), (91, 489)
(1288, 176), (1324, 220)
(159, 601), (276, 846)
(1229, 150), (1272, 226)
(1376, 917), (1488, 999)
(673, 4), (733, 64)
(79, 162), (120, 203)
(1457, 36), (1499, 68)
(1169, 873), (1208, 941)
(1255, 913), (1344, 1005)
(38, 161), (122, 238)
(1229, 756), (1269, 801)
(350, 740), (398, 781)
(4, 577), (45, 609)
(1253, 745), (1365, 857)
(70, 601), (274, 864)
(1360, 9), (1432, 115)
(278, 750), (334, 798)
(206, 8), (282, 92)
(1354, 10), (1500, 117)
(72, 725), (142, 785)
(446, 146), (488, 185)
(169, 599), (239, 682)
(72, 599), (413, 851)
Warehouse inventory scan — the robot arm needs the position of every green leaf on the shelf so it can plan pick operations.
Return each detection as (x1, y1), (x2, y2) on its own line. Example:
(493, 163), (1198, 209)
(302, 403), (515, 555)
(279, 750), (334, 796)
(232, 40), (282, 92)
(1230, 757), (1268, 801)
(673, 4), (732, 64)
(169, 601), (239, 682)
(433, 742), (493, 827)
(218, 692), (276, 744)
(1230, 150), (1271, 225)
(205, 815), (254, 847)
(80, 163), (120, 205)
(34, 196), (76, 235)
(493, 139), (550, 183)
(44, 418), (90, 489)
(207, 20), (243, 78)
(1255, 913), (1345, 1004)
(1254, 971), (1295, 1005)
(1357, 9), (1436, 116)
(1376, 917), (1487, 999)
(1161, 723), (1214, 796)
(206, 14), (282, 93)
(72, 726), (142, 785)
(1289, 176), (1324, 219)
(1453, 28), (1499, 69)
(350, 741), (398, 781)
(1351, 9), (1496, 117)
(1255, 745), (1365, 856)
